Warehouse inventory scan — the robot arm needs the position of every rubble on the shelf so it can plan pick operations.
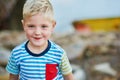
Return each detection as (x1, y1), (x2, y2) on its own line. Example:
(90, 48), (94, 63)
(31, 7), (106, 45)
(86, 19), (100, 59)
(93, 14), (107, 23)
(0, 31), (27, 50)
(0, 66), (8, 80)
(72, 64), (86, 80)
(93, 62), (117, 76)
(0, 47), (10, 66)
(54, 31), (120, 80)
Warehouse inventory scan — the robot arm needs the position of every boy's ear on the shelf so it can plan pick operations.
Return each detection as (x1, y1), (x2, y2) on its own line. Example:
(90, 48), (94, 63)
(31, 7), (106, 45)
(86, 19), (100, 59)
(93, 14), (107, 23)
(51, 21), (56, 32)
(52, 21), (56, 28)
(21, 20), (25, 29)
(21, 20), (24, 25)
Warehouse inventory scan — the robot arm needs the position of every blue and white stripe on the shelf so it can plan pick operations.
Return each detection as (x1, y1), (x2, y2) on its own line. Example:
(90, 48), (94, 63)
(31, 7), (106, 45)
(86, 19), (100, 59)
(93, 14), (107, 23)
(6, 40), (72, 80)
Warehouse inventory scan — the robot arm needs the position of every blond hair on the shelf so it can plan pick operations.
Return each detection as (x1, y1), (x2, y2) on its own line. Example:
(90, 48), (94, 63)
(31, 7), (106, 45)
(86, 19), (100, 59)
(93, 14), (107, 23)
(23, 0), (54, 21)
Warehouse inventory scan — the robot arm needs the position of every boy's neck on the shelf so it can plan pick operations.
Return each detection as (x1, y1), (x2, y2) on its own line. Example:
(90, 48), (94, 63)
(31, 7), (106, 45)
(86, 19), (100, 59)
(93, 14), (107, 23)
(27, 41), (48, 54)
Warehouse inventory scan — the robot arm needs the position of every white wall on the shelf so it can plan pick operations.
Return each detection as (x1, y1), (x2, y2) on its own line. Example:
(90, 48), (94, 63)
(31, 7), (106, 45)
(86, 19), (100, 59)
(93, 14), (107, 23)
(51, 0), (120, 35)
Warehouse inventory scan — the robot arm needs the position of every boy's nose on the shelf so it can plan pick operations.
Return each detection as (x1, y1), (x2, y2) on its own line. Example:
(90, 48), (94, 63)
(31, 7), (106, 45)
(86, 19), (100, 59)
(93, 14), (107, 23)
(34, 27), (42, 35)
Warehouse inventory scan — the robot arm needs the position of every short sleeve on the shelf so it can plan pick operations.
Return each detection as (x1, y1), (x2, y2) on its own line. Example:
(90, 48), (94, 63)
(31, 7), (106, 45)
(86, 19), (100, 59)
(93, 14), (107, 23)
(60, 52), (72, 75)
(6, 52), (19, 75)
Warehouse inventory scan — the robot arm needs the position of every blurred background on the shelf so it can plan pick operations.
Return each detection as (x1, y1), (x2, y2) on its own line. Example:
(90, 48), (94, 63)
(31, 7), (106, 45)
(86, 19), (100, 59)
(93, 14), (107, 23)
(0, 0), (120, 80)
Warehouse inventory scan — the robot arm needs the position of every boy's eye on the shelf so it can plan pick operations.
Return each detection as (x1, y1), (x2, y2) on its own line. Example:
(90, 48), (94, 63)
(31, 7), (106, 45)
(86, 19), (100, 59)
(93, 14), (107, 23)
(41, 25), (48, 28)
(28, 25), (35, 28)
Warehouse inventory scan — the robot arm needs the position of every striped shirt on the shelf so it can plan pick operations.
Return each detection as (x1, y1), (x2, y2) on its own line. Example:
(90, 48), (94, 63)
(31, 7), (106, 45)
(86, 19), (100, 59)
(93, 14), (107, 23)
(6, 40), (72, 80)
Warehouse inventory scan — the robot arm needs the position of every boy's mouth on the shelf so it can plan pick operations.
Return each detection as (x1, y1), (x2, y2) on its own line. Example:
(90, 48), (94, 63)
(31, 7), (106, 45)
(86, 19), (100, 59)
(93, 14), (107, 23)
(34, 37), (42, 40)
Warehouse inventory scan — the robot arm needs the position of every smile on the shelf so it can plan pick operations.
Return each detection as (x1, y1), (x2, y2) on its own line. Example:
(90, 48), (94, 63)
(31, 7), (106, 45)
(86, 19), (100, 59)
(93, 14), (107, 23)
(34, 37), (42, 40)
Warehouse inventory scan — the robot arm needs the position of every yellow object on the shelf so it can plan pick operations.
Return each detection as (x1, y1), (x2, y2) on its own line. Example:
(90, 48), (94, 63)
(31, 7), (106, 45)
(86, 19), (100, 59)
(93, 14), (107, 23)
(74, 17), (120, 32)
(0, 74), (9, 80)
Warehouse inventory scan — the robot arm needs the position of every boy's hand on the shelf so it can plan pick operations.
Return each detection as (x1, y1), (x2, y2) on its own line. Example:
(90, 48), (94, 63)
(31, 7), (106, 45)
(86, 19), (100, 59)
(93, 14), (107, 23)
(9, 74), (19, 80)
(64, 72), (74, 80)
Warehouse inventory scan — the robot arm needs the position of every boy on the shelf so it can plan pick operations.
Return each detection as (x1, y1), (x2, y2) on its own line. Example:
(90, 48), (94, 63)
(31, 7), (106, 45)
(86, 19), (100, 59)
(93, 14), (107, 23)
(6, 0), (74, 80)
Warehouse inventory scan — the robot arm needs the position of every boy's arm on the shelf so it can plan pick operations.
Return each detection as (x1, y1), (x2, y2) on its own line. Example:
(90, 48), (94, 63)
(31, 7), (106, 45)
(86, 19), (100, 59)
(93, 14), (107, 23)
(6, 52), (20, 80)
(9, 73), (19, 80)
(64, 72), (74, 80)
(60, 52), (74, 80)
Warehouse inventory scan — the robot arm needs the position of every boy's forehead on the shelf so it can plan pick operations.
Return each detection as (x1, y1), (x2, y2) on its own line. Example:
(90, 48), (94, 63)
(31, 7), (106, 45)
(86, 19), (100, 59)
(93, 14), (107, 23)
(23, 16), (54, 25)
(24, 13), (54, 22)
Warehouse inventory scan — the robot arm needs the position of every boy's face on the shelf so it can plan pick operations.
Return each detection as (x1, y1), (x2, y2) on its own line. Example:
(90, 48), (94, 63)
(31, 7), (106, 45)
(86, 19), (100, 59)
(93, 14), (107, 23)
(22, 13), (56, 48)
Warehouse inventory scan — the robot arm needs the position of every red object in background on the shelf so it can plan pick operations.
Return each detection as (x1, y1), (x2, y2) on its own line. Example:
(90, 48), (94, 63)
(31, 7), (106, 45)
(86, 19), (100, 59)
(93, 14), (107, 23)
(46, 64), (58, 80)
(74, 23), (91, 33)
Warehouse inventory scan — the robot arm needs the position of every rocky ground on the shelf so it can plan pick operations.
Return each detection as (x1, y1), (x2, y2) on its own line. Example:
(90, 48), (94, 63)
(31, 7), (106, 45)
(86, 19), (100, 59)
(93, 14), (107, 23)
(53, 31), (120, 80)
(0, 30), (120, 80)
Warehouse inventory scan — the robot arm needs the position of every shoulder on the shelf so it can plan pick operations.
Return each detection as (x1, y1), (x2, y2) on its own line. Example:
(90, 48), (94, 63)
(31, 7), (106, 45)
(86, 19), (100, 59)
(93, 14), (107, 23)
(11, 41), (27, 54)
(49, 40), (65, 53)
